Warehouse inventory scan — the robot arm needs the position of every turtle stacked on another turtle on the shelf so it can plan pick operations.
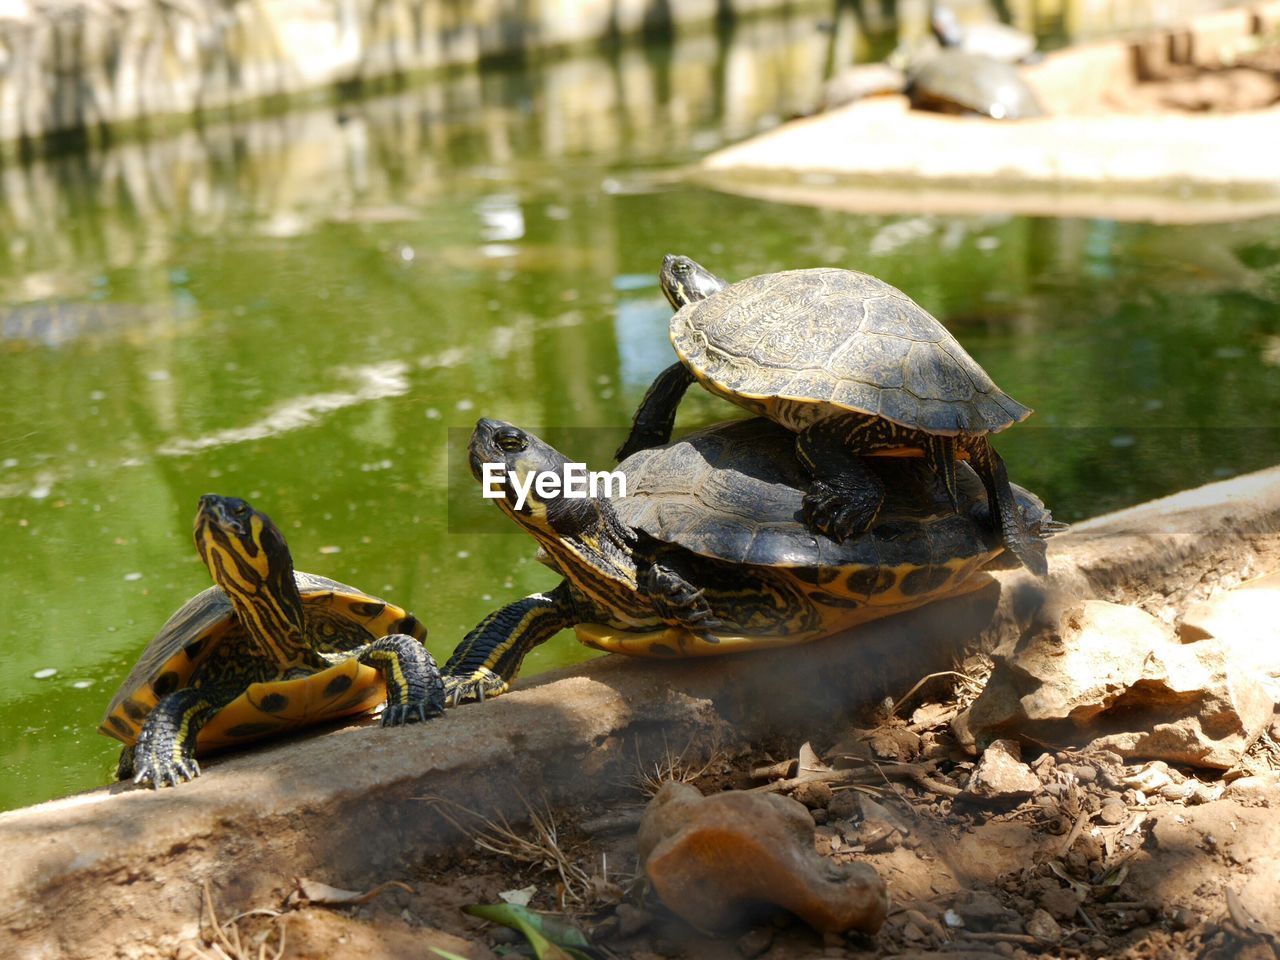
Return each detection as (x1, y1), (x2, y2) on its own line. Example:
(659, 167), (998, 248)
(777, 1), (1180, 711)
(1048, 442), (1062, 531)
(617, 255), (1048, 577)
(440, 253), (1058, 701)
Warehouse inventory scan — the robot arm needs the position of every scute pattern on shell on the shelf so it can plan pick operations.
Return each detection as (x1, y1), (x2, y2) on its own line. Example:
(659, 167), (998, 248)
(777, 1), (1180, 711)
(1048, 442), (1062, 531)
(671, 268), (1031, 436)
(614, 418), (1002, 571)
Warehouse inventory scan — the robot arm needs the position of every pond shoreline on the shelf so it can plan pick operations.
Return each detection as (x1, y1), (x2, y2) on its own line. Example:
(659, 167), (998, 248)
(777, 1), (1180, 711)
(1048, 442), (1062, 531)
(2, 464), (1277, 958)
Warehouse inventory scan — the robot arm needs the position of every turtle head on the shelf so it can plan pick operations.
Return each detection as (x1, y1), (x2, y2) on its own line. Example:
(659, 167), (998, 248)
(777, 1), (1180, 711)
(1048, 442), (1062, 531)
(660, 254), (728, 310)
(470, 418), (621, 548)
(930, 5), (964, 47)
(194, 495), (306, 659)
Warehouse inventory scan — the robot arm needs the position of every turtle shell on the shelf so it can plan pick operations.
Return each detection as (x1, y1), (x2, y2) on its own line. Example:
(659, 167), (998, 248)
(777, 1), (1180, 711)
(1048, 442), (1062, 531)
(907, 52), (1046, 120)
(614, 418), (1050, 576)
(99, 572), (425, 752)
(669, 267), (1031, 437)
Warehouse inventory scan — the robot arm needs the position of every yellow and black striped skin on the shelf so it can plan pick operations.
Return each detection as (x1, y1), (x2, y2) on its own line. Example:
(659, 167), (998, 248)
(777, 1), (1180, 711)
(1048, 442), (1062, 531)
(101, 497), (430, 782)
(443, 418), (1057, 703)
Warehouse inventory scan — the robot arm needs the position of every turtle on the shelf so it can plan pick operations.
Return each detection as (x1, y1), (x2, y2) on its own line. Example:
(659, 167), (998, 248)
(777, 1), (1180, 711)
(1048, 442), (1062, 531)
(930, 4), (1038, 64)
(100, 494), (445, 787)
(441, 417), (1061, 702)
(906, 51), (1046, 120)
(615, 255), (1047, 576)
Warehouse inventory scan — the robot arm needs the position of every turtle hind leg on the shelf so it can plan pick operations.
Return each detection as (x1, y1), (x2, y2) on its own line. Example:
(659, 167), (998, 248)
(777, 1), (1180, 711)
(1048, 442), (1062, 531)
(115, 745), (136, 781)
(615, 363), (696, 461)
(342, 634), (445, 726)
(923, 434), (960, 512)
(966, 438), (1048, 577)
(442, 582), (578, 705)
(132, 687), (225, 788)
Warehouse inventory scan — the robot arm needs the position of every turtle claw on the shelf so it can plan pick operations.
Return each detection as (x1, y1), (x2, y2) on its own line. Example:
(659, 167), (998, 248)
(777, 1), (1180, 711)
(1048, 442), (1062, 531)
(381, 697), (444, 727)
(134, 753), (200, 789)
(646, 565), (720, 630)
(802, 481), (881, 544)
(443, 669), (507, 706)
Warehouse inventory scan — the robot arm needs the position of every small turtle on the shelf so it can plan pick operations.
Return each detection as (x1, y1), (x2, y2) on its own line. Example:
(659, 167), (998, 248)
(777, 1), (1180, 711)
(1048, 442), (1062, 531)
(617, 255), (1046, 575)
(442, 417), (1060, 702)
(100, 495), (444, 787)
(930, 4), (1038, 64)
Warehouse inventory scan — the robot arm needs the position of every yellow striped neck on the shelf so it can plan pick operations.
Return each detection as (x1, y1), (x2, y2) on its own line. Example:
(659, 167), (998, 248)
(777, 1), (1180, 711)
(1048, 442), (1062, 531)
(528, 523), (657, 627)
(197, 518), (311, 668)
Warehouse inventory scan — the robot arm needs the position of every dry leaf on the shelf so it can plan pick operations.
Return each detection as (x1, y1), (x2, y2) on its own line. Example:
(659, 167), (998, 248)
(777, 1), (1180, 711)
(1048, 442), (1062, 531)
(286, 877), (414, 908)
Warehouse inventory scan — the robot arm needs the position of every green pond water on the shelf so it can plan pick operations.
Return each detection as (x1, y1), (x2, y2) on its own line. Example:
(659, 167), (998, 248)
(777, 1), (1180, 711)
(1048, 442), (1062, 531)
(2, 16), (1279, 812)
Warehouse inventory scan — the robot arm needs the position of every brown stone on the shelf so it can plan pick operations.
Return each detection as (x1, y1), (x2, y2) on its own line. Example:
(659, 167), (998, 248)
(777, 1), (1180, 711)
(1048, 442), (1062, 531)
(959, 739), (1042, 804)
(637, 782), (888, 934)
(1026, 908), (1062, 941)
(962, 599), (1276, 769)
(1039, 886), (1084, 921)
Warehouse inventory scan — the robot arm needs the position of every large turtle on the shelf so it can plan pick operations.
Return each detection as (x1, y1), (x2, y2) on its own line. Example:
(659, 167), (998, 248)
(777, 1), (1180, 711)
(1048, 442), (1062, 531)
(906, 51), (1046, 120)
(100, 495), (444, 787)
(442, 417), (1061, 702)
(616, 255), (1046, 576)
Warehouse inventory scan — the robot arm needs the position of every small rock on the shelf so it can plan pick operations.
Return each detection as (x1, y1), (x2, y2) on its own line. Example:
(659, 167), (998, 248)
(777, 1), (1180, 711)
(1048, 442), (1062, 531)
(954, 891), (1021, 932)
(637, 782), (887, 934)
(735, 927), (773, 959)
(1225, 772), (1280, 797)
(959, 739), (1042, 804)
(615, 903), (651, 938)
(827, 792), (858, 820)
(1026, 908), (1061, 941)
(810, 807), (829, 825)
(1058, 762), (1097, 784)
(868, 728), (921, 761)
(793, 780), (834, 810)
(1098, 799), (1128, 825)
(1169, 908), (1198, 931)
(1039, 885), (1083, 921)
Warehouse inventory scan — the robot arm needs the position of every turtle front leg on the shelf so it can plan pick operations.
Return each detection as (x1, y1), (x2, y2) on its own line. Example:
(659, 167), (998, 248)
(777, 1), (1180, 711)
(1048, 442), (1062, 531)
(443, 582), (578, 705)
(132, 687), (227, 788)
(615, 362), (697, 460)
(795, 418), (888, 542)
(343, 634), (446, 726)
(964, 438), (1048, 578)
(641, 561), (723, 632)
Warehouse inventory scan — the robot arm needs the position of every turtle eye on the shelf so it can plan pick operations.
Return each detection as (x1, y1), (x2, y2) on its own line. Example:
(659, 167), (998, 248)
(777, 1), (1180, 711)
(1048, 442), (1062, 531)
(232, 501), (251, 518)
(673, 261), (689, 276)
(496, 429), (527, 453)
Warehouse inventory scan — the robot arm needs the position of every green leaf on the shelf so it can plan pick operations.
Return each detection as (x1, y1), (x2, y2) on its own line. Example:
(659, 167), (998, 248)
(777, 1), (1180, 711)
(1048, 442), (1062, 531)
(428, 950), (472, 960)
(463, 903), (595, 960)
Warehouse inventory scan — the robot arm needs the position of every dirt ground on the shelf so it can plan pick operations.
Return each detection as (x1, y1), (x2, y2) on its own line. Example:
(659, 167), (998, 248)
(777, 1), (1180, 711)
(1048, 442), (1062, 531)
(185, 663), (1280, 960)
